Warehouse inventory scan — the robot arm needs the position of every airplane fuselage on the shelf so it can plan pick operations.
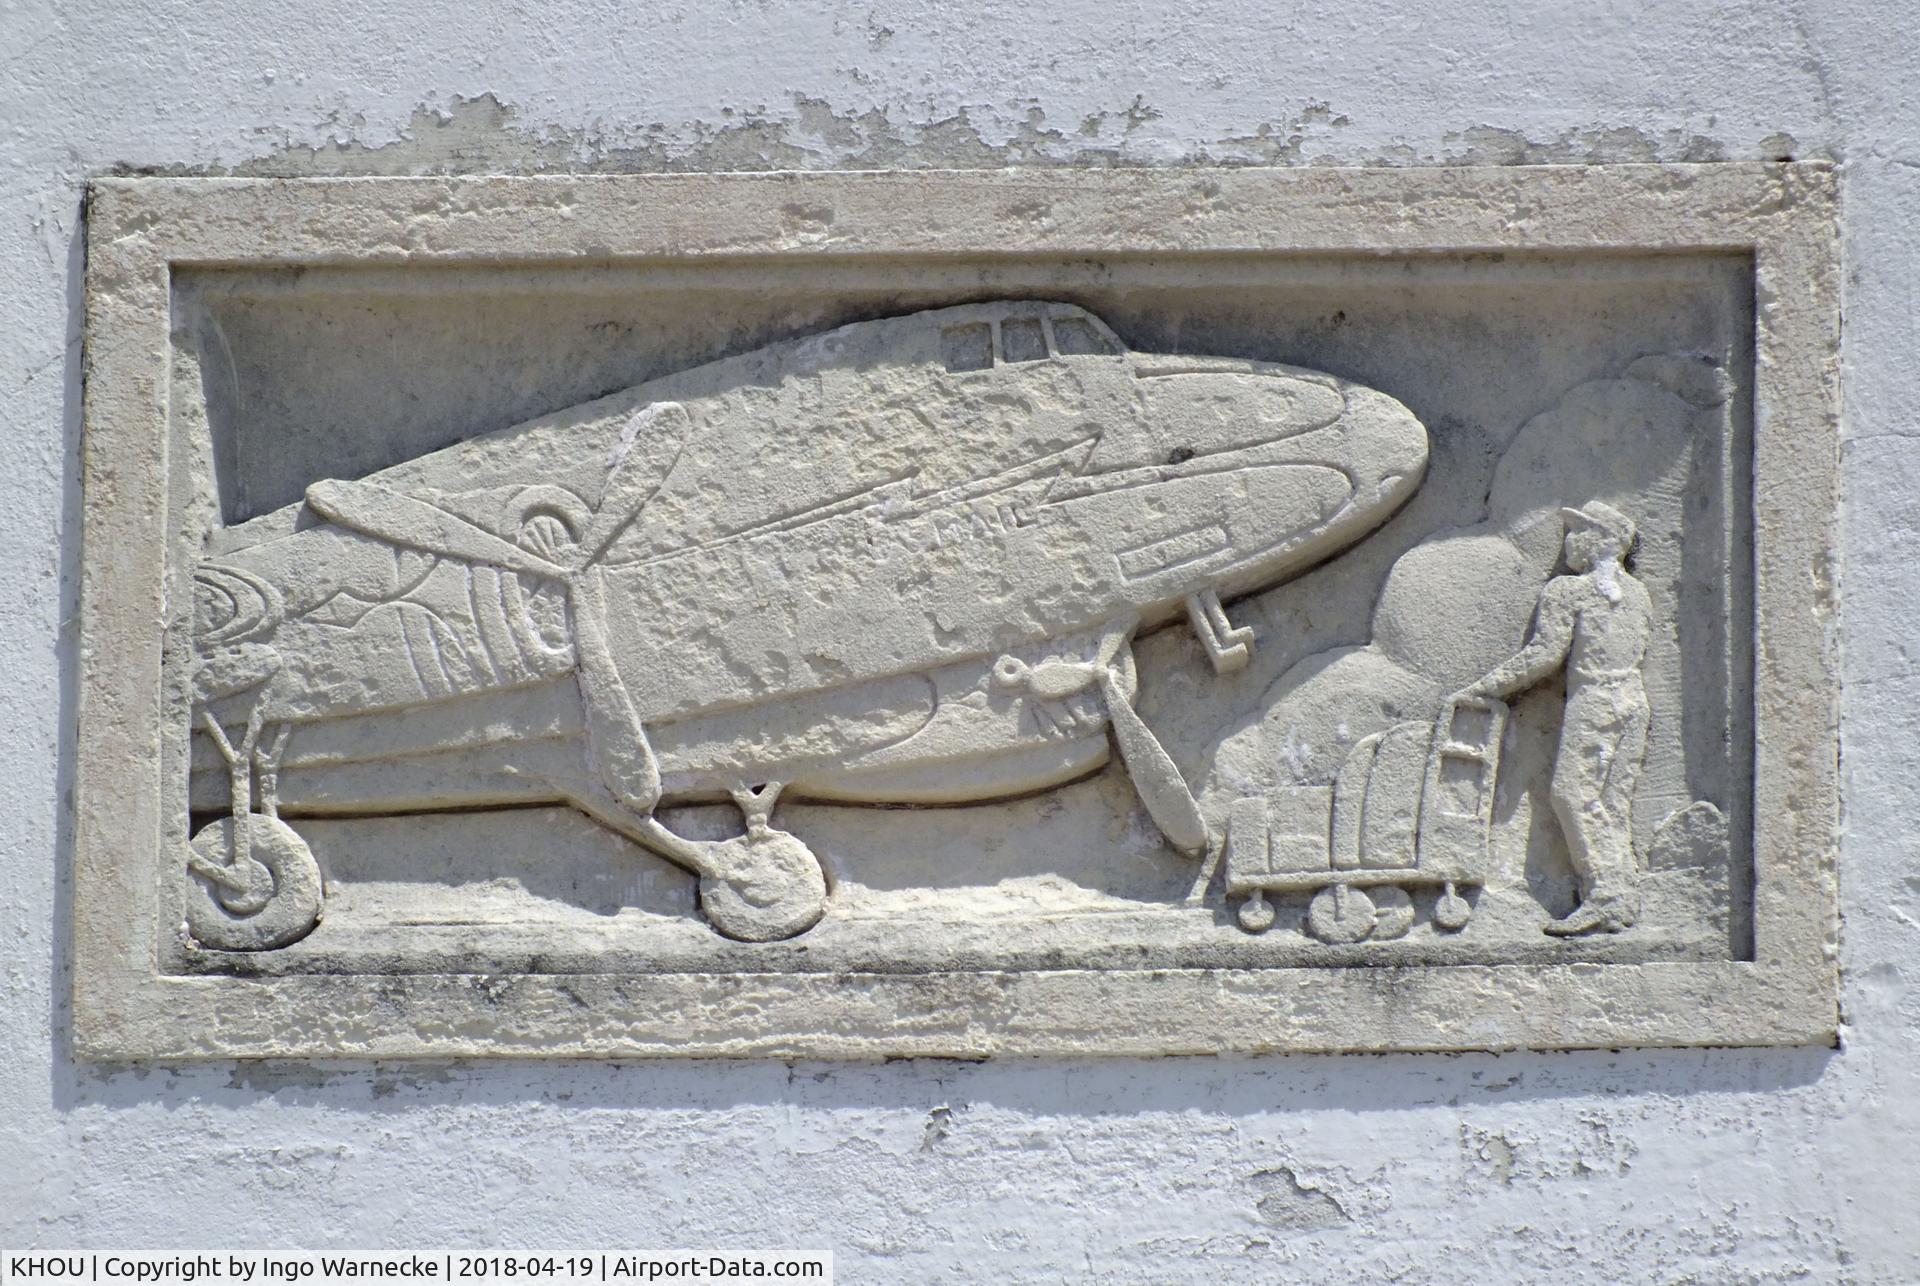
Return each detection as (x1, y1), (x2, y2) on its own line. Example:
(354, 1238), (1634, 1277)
(192, 301), (1428, 814)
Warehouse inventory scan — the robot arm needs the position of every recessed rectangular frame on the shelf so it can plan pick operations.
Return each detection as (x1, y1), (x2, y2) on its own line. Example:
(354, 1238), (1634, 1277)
(75, 164), (1840, 1060)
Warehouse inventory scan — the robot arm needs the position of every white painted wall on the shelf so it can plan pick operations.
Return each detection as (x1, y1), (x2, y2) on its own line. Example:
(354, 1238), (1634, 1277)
(4, 1), (1915, 1278)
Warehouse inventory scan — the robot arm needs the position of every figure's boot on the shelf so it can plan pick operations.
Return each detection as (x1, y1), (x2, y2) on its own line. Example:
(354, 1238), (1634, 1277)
(1543, 887), (1640, 936)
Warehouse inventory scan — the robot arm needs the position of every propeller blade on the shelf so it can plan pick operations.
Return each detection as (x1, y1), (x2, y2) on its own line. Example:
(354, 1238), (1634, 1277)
(579, 401), (692, 563)
(307, 480), (571, 580)
(1098, 665), (1210, 854)
(569, 568), (662, 813)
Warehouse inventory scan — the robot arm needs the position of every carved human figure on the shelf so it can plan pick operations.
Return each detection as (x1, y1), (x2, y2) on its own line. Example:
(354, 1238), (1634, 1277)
(1455, 502), (1650, 935)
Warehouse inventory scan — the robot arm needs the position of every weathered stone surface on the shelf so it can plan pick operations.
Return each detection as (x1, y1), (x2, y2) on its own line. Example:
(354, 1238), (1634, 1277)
(74, 165), (1839, 1058)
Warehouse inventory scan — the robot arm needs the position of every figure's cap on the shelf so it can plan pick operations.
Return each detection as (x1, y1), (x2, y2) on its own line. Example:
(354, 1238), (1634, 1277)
(1560, 500), (1635, 543)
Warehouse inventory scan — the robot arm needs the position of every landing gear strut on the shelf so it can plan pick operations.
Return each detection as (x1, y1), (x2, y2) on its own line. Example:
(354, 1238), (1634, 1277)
(558, 777), (829, 944)
(185, 707), (323, 950)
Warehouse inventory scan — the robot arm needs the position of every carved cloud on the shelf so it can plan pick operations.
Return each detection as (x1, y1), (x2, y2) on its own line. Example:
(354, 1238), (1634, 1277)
(1205, 354), (1732, 806)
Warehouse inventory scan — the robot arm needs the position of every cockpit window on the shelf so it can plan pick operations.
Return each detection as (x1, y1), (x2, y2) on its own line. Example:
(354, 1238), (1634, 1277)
(940, 323), (993, 372)
(1051, 316), (1122, 356)
(1001, 318), (1048, 363)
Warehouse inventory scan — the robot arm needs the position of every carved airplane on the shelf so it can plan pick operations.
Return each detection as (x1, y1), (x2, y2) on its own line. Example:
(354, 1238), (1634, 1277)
(185, 301), (1429, 947)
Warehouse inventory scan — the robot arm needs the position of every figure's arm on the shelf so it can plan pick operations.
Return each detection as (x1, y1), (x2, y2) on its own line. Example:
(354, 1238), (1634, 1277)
(1458, 580), (1577, 700)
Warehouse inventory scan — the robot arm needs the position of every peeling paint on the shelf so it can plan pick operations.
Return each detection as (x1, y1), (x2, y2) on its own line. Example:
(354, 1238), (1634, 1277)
(107, 93), (1828, 182)
(1250, 1165), (1352, 1233)
(1465, 1126), (1521, 1185)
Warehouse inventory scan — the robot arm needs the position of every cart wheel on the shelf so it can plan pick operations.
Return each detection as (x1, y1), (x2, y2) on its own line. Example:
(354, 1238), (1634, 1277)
(1237, 891), (1277, 934)
(1372, 886), (1415, 939)
(1307, 885), (1375, 944)
(1433, 881), (1472, 932)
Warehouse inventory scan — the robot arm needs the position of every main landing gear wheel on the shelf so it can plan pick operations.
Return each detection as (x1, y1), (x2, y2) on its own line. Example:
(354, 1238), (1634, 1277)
(185, 814), (324, 951)
(698, 828), (828, 943)
(695, 784), (828, 943)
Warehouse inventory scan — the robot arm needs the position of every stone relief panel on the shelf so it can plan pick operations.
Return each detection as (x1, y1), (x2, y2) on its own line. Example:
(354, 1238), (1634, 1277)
(176, 285), (1743, 966)
(77, 169), (1838, 1056)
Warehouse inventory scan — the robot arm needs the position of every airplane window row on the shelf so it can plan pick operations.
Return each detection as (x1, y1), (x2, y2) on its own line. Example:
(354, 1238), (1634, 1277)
(1001, 317), (1048, 363)
(941, 323), (994, 372)
(939, 315), (1122, 372)
(1052, 317), (1120, 357)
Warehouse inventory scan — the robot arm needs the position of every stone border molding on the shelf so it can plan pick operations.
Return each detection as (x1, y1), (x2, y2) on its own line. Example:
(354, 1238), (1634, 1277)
(75, 165), (1839, 1059)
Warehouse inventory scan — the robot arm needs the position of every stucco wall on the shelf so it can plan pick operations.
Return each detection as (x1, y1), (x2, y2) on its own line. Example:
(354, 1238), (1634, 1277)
(3, 2), (1915, 1279)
